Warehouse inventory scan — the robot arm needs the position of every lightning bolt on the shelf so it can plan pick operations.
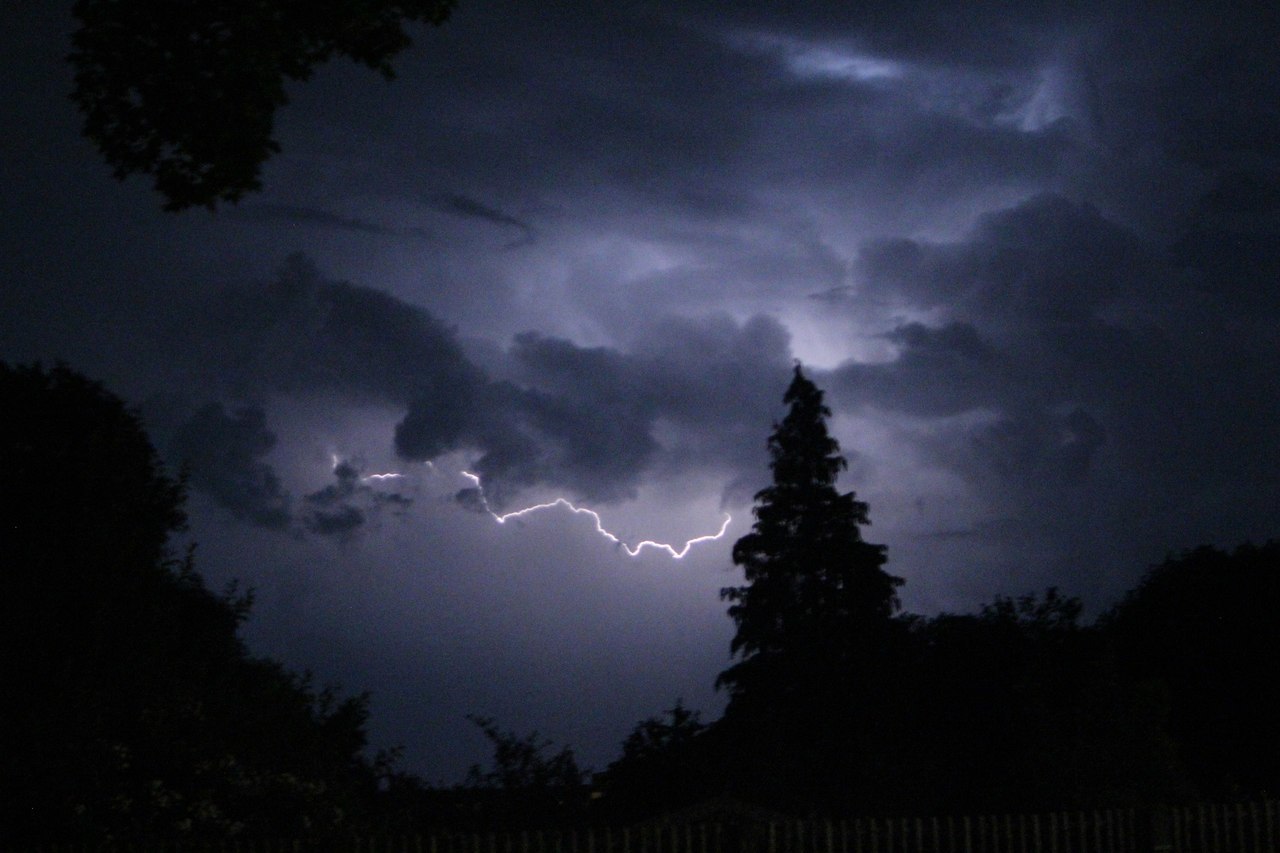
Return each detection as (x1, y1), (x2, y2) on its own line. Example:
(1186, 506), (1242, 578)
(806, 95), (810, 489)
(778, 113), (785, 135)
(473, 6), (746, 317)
(460, 471), (731, 559)
(330, 454), (403, 482)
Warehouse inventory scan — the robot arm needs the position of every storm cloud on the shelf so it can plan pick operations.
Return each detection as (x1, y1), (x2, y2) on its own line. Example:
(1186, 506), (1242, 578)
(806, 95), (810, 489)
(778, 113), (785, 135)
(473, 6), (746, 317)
(168, 403), (291, 530)
(147, 256), (795, 515)
(3, 0), (1277, 781)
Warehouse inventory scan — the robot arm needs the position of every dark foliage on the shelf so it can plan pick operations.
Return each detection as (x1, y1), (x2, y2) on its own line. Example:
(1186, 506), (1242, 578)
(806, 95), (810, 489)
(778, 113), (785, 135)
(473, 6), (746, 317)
(9, 362), (1271, 833)
(0, 362), (379, 842)
(458, 716), (589, 828)
(601, 701), (714, 819)
(69, 0), (456, 210)
(1102, 542), (1280, 799)
(612, 369), (1207, 817)
(895, 590), (1191, 812)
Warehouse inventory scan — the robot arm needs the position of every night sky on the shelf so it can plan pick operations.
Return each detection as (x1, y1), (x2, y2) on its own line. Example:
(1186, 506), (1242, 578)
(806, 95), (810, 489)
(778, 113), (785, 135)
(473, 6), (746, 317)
(3, 1), (1278, 783)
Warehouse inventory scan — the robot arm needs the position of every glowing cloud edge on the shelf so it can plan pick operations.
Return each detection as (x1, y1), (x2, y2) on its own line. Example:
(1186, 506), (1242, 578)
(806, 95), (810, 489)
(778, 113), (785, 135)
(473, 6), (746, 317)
(460, 471), (732, 559)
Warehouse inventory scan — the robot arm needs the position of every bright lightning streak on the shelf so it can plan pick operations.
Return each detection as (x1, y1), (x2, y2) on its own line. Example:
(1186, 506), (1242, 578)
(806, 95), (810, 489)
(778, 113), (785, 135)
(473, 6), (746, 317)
(330, 454), (404, 482)
(460, 471), (731, 559)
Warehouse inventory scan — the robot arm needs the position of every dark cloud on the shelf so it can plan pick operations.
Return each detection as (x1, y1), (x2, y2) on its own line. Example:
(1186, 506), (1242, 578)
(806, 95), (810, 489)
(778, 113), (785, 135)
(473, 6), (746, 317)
(190, 254), (486, 406)
(145, 257), (794, 511)
(833, 322), (1004, 419)
(425, 193), (536, 247)
(76, 256), (693, 512)
(855, 194), (1156, 328)
(168, 403), (291, 529)
(302, 459), (413, 539)
(502, 313), (794, 488)
(501, 333), (656, 493)
(397, 312), (794, 508)
(304, 504), (365, 537)
(1172, 168), (1280, 310)
(228, 204), (422, 239)
(826, 190), (1280, 594)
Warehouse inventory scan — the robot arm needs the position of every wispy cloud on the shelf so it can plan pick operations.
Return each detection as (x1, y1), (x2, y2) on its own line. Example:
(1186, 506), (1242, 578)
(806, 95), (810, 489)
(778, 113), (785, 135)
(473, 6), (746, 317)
(425, 192), (536, 248)
(230, 203), (432, 240)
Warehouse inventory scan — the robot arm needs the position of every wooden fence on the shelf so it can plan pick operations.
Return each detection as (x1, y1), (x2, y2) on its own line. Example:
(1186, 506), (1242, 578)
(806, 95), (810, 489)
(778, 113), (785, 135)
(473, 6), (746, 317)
(12, 801), (1280, 853)
(1164, 801), (1280, 852)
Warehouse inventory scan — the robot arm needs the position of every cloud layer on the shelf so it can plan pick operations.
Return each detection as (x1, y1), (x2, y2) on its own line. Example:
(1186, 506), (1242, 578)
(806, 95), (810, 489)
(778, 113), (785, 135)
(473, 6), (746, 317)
(2, 0), (1277, 781)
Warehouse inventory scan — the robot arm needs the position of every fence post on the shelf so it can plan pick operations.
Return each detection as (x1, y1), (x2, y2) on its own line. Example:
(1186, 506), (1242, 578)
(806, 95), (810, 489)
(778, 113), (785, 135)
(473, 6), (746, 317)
(1144, 805), (1172, 853)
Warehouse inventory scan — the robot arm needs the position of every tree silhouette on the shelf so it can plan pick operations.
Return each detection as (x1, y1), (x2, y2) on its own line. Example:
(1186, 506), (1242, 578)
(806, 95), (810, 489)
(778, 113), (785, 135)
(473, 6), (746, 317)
(602, 700), (713, 819)
(0, 362), (378, 842)
(706, 366), (904, 810)
(462, 715), (587, 828)
(69, 0), (456, 210)
(1102, 542), (1280, 798)
(899, 589), (1190, 812)
(718, 364), (902, 705)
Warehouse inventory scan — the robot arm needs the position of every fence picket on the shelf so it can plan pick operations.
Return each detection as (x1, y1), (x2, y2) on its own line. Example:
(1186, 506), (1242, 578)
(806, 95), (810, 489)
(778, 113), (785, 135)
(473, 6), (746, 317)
(69, 803), (1280, 853)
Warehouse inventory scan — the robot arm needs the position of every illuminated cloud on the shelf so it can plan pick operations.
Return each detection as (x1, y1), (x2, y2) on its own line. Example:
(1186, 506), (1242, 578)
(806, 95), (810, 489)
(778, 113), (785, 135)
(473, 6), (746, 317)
(458, 471), (732, 559)
(3, 0), (1278, 784)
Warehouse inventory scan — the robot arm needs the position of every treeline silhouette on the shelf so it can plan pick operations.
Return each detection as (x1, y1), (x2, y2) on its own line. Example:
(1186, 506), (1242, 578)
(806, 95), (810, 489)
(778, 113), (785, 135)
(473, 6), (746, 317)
(596, 370), (1279, 822)
(1, 364), (389, 842)
(3, 362), (1278, 844)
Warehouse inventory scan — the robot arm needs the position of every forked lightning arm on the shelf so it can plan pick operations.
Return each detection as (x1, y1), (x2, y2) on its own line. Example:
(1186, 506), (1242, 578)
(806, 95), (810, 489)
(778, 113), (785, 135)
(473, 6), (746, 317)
(460, 472), (731, 559)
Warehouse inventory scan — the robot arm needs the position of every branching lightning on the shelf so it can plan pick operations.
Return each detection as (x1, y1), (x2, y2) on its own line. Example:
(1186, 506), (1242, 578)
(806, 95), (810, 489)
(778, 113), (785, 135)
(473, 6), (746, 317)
(461, 472), (731, 559)
(323, 454), (730, 558)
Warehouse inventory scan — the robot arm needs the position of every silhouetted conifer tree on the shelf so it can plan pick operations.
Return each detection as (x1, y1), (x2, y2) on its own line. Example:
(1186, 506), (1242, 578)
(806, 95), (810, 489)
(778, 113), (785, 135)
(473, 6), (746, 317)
(718, 364), (902, 705)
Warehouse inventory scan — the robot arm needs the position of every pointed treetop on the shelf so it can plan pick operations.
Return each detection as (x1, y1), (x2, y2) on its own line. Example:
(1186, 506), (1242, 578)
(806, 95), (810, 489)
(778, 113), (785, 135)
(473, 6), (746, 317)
(767, 363), (846, 494)
(718, 365), (902, 698)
